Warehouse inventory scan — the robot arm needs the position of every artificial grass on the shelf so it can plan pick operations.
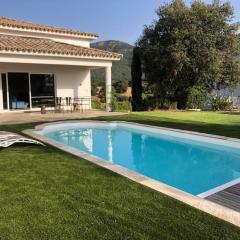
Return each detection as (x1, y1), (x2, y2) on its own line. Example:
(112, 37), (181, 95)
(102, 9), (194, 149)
(0, 112), (240, 239)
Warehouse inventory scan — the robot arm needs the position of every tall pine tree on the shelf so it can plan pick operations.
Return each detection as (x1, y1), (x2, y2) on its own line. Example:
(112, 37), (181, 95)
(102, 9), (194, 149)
(131, 47), (143, 111)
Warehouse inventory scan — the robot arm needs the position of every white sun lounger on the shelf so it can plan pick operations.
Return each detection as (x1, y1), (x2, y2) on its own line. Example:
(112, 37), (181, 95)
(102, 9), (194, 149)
(0, 131), (44, 148)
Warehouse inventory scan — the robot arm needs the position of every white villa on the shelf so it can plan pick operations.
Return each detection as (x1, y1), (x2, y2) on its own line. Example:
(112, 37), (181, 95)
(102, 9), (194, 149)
(0, 17), (122, 113)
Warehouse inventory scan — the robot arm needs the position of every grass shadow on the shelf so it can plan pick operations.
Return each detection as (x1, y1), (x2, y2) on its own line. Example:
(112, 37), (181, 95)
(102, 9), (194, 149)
(220, 111), (240, 116)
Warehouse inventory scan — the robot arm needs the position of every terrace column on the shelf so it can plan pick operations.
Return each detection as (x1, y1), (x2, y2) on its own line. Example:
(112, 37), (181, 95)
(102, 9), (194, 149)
(105, 66), (112, 112)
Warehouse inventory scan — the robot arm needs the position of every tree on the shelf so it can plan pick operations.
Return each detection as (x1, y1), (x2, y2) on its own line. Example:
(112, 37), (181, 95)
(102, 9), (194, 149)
(113, 79), (128, 93)
(98, 85), (106, 103)
(91, 81), (98, 96)
(131, 47), (143, 111)
(137, 0), (240, 109)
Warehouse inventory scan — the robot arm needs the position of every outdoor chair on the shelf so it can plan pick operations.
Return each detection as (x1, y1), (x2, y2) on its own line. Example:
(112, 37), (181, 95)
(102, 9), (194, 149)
(65, 97), (73, 112)
(55, 97), (64, 113)
(73, 97), (91, 112)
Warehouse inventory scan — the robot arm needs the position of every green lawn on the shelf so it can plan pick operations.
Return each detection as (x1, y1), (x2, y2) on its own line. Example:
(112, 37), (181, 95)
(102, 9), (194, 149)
(0, 111), (240, 239)
(95, 111), (240, 138)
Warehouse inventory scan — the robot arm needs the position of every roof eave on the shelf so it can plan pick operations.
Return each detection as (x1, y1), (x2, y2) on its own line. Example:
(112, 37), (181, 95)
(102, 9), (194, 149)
(0, 50), (122, 61)
(0, 25), (99, 40)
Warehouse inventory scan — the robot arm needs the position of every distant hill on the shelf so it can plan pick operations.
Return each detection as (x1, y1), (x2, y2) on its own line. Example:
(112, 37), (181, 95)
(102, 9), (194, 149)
(91, 40), (133, 86)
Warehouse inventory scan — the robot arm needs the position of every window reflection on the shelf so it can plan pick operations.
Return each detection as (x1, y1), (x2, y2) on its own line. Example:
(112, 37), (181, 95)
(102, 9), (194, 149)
(30, 74), (55, 107)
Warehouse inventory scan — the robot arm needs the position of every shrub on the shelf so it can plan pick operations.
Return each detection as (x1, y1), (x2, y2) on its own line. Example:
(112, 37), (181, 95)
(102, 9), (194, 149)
(210, 96), (233, 111)
(91, 82), (98, 96)
(113, 80), (128, 94)
(186, 87), (207, 109)
(110, 91), (132, 112)
(91, 99), (102, 110)
(142, 97), (176, 111)
(117, 95), (130, 102)
(115, 101), (132, 112)
(110, 91), (118, 112)
(169, 102), (178, 110)
(98, 85), (106, 103)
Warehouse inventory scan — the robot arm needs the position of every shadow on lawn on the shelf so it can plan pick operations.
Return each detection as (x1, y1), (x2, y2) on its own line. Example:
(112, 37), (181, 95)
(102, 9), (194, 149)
(220, 111), (240, 116)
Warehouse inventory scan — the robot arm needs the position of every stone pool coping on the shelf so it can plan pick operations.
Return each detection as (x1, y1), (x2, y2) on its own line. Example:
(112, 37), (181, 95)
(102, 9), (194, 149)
(23, 120), (240, 227)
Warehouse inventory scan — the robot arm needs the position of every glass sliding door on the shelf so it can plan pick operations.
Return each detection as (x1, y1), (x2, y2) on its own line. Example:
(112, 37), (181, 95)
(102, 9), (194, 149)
(1, 73), (8, 109)
(8, 73), (30, 110)
(2, 72), (55, 111)
(30, 74), (55, 108)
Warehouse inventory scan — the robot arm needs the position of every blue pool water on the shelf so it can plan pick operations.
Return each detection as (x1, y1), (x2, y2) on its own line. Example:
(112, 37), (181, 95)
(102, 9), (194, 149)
(42, 123), (240, 195)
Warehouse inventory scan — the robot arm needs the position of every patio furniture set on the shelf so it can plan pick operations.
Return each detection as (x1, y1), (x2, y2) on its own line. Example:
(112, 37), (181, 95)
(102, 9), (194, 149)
(40, 97), (91, 114)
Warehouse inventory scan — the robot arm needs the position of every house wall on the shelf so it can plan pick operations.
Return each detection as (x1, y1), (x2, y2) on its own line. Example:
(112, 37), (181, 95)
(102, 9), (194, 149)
(55, 67), (91, 99)
(0, 63), (92, 112)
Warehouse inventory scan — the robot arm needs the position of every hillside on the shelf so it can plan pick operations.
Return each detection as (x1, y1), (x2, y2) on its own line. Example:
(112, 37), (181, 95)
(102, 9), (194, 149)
(91, 40), (133, 86)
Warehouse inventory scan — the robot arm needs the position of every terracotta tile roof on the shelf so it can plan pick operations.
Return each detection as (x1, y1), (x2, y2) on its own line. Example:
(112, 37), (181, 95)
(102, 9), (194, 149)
(0, 17), (98, 38)
(0, 35), (122, 60)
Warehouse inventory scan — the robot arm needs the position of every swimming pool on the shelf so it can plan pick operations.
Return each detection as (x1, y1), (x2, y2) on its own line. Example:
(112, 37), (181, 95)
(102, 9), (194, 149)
(37, 122), (240, 196)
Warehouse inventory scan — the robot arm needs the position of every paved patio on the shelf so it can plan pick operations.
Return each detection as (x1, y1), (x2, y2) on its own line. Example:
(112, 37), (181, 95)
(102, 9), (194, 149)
(0, 110), (125, 125)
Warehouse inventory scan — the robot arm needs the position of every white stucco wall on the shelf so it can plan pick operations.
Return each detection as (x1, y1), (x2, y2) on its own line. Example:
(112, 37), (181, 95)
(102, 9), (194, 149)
(50, 37), (90, 48)
(55, 68), (91, 98)
(0, 63), (92, 112)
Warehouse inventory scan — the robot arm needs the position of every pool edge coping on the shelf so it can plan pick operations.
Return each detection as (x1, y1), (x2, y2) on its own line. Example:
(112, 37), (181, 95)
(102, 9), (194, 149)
(23, 120), (240, 228)
(198, 178), (240, 198)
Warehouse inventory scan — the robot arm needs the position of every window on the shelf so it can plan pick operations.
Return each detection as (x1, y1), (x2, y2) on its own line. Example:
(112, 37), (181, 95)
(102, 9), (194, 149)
(30, 74), (55, 108)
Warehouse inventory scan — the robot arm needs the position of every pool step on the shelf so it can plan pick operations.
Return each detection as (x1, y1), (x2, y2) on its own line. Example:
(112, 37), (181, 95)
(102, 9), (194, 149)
(206, 183), (240, 212)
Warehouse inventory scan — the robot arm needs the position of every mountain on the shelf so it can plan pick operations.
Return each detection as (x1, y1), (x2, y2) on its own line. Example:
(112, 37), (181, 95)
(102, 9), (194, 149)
(91, 40), (133, 86)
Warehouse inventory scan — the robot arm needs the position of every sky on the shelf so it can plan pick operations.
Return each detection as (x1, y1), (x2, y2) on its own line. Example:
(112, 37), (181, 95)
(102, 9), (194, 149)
(0, 0), (239, 45)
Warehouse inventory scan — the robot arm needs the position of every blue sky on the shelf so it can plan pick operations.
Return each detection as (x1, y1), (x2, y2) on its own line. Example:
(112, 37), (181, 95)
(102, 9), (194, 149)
(0, 0), (239, 45)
